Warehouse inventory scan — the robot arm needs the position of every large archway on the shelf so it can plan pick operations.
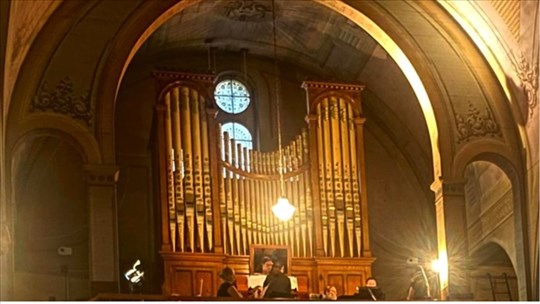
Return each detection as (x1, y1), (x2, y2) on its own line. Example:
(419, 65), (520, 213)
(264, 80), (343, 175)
(2, 0), (534, 300)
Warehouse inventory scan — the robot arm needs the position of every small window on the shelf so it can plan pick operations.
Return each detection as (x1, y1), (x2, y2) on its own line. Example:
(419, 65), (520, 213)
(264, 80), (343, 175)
(221, 122), (253, 150)
(214, 79), (250, 114)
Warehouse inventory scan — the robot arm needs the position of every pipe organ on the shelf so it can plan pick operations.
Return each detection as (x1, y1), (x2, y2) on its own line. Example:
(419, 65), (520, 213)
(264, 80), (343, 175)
(153, 71), (374, 297)
(219, 130), (312, 257)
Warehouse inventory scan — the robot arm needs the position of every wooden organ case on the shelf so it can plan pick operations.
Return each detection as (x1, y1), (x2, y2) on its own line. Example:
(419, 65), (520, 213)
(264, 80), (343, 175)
(152, 71), (375, 297)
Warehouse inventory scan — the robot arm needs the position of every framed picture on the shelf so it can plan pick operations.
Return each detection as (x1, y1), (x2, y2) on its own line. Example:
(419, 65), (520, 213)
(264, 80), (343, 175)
(249, 244), (291, 275)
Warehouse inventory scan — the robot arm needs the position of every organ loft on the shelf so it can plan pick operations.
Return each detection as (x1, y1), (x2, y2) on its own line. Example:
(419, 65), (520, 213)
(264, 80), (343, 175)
(1, 0), (538, 301)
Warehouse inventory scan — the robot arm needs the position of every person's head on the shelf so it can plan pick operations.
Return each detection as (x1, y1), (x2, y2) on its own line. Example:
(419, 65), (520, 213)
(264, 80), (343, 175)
(271, 261), (284, 273)
(366, 277), (378, 288)
(219, 266), (236, 283)
(324, 285), (337, 300)
(261, 256), (273, 274)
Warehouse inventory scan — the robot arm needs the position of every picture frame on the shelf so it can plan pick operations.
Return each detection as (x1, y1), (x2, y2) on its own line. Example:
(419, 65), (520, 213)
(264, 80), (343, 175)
(249, 244), (291, 275)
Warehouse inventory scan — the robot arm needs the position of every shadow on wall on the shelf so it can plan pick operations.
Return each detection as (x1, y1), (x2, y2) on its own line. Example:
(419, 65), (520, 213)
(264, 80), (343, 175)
(13, 136), (89, 300)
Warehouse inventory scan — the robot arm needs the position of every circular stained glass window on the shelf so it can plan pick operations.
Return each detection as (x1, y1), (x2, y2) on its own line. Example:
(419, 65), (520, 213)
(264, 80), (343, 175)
(221, 122), (253, 150)
(214, 79), (250, 114)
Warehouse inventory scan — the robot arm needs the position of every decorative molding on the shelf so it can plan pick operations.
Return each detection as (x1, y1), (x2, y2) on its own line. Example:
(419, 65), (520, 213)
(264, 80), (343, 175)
(31, 76), (93, 126)
(153, 70), (216, 101)
(515, 54), (538, 116)
(84, 165), (119, 186)
(224, 0), (271, 22)
(301, 80), (365, 92)
(153, 70), (215, 84)
(455, 101), (501, 143)
(442, 180), (466, 196)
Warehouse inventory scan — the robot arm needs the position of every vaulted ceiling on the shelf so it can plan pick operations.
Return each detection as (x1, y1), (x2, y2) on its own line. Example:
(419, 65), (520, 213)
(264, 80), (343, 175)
(132, 0), (432, 185)
(141, 0), (381, 81)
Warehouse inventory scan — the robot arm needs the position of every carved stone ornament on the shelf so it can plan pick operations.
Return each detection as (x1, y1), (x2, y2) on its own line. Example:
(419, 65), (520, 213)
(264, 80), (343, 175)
(224, 0), (271, 22)
(455, 101), (501, 143)
(31, 76), (93, 126)
(515, 54), (538, 117)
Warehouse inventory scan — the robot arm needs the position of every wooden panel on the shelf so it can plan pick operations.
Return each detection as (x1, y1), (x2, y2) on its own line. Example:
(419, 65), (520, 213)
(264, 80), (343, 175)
(195, 271), (214, 297)
(346, 274), (363, 295)
(296, 275), (310, 293)
(162, 253), (374, 297)
(173, 270), (193, 296)
(327, 274), (345, 295)
(235, 274), (249, 291)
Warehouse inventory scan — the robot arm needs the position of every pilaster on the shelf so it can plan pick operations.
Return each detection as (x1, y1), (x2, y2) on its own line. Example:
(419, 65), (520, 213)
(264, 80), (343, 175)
(84, 164), (120, 294)
(431, 177), (471, 300)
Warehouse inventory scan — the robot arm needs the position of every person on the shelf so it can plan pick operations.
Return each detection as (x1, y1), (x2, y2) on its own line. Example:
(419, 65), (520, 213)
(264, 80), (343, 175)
(338, 277), (384, 301)
(363, 277), (385, 300)
(260, 256), (273, 275)
(262, 261), (291, 298)
(406, 270), (431, 300)
(366, 277), (378, 288)
(322, 285), (337, 300)
(217, 266), (243, 298)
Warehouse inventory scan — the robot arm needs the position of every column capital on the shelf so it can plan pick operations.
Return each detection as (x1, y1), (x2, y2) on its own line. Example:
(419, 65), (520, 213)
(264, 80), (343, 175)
(431, 177), (467, 198)
(353, 116), (366, 125)
(84, 164), (119, 186)
(305, 114), (318, 123)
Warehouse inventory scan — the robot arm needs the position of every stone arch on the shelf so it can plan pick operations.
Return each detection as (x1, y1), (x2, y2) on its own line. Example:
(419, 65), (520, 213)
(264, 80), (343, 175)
(7, 117), (102, 166)
(7, 130), (90, 300)
(469, 242), (518, 300)
(2, 0), (533, 299)
(91, 0), (447, 177)
(462, 157), (530, 300)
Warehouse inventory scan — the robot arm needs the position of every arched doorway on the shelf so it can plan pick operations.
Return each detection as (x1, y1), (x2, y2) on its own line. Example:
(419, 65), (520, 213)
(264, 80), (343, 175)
(469, 242), (517, 301)
(464, 160), (521, 300)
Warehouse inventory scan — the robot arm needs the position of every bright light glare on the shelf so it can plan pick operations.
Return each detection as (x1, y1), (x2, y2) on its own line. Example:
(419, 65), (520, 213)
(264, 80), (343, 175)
(272, 197), (295, 221)
(431, 259), (443, 273)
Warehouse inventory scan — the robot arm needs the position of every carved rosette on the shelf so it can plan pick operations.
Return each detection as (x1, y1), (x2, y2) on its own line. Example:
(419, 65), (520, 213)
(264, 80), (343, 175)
(31, 76), (93, 126)
(454, 101), (502, 143)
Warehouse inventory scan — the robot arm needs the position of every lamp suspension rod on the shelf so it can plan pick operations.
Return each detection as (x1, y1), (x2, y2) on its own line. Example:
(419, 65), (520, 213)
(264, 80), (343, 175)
(242, 48), (248, 81)
(272, 0), (285, 197)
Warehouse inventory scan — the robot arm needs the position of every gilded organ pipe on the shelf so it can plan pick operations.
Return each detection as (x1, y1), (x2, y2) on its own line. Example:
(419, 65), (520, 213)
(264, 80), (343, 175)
(172, 88), (185, 253)
(164, 92), (177, 252)
(317, 103), (328, 256)
(200, 97), (213, 252)
(237, 143), (247, 255)
(322, 98), (337, 258)
(218, 125), (228, 254)
(331, 97), (345, 257)
(190, 89), (205, 252)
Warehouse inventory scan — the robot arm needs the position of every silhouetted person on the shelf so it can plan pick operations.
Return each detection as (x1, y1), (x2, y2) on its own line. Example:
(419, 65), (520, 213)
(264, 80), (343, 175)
(406, 271), (431, 300)
(363, 277), (385, 300)
(217, 266), (243, 298)
(262, 261), (291, 298)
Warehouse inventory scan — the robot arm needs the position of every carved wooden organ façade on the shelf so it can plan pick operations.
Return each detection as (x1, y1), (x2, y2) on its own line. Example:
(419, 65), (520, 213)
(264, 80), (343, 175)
(152, 71), (374, 297)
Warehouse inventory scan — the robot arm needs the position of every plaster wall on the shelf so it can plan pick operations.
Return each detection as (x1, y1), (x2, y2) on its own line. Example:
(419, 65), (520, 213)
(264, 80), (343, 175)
(12, 136), (89, 300)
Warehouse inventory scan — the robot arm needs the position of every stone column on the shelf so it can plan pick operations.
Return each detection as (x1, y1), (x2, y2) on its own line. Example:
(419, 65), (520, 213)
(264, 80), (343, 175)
(84, 165), (120, 294)
(431, 178), (471, 300)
